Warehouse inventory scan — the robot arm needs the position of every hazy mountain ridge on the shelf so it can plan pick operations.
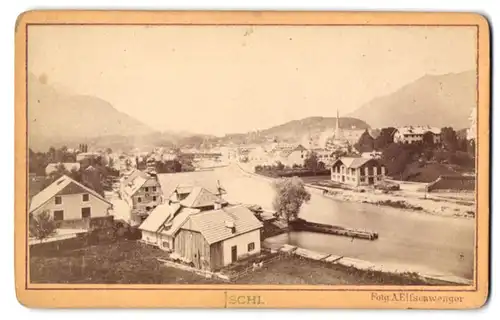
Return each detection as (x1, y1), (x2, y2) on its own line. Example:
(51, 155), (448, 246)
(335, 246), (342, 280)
(348, 70), (476, 129)
(217, 117), (370, 145)
(28, 72), (158, 150)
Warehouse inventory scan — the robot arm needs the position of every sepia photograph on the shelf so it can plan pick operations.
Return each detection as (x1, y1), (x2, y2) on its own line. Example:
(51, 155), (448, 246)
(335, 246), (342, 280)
(14, 10), (490, 309)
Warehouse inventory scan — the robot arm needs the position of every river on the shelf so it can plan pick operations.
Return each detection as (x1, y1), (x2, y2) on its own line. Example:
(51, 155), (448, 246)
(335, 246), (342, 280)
(210, 164), (475, 280)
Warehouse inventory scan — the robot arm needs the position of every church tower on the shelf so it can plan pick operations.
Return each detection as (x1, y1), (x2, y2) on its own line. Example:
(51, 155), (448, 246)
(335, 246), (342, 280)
(334, 109), (344, 140)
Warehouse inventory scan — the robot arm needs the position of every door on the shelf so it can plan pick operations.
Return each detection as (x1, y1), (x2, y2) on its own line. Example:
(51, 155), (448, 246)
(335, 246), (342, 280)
(231, 245), (237, 263)
(368, 177), (374, 185)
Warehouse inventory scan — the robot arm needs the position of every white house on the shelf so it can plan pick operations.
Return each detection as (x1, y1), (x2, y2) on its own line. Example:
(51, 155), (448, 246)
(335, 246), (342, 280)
(309, 148), (335, 165)
(120, 170), (163, 219)
(247, 145), (270, 164)
(393, 126), (441, 144)
(331, 157), (386, 187)
(76, 152), (100, 162)
(139, 187), (262, 271)
(29, 175), (112, 229)
(45, 162), (81, 175)
(270, 144), (308, 167)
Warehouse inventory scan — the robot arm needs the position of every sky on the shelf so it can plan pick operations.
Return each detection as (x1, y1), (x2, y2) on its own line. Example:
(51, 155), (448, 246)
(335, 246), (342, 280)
(27, 25), (477, 136)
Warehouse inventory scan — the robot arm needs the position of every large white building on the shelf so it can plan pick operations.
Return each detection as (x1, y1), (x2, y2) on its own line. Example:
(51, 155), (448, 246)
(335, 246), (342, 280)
(331, 157), (386, 187)
(393, 126), (441, 144)
(29, 175), (113, 229)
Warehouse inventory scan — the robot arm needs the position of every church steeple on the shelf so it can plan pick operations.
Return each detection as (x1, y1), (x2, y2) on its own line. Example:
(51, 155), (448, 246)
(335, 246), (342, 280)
(335, 109), (340, 131)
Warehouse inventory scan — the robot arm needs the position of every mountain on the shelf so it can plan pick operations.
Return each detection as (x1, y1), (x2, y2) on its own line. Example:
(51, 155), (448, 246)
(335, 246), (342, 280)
(348, 70), (476, 129)
(28, 72), (156, 151)
(217, 116), (370, 145)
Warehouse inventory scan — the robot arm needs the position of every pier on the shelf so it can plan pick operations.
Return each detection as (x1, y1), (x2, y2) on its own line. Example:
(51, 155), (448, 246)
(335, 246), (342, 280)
(289, 218), (379, 241)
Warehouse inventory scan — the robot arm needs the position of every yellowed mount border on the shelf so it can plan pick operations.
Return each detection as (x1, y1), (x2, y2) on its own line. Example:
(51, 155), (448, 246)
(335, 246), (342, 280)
(14, 10), (490, 308)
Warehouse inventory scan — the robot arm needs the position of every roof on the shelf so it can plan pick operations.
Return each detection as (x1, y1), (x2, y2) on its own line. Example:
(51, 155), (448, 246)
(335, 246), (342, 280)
(332, 157), (381, 169)
(180, 187), (227, 208)
(138, 203), (182, 233)
(139, 203), (201, 237)
(180, 205), (263, 244)
(122, 170), (153, 196)
(45, 162), (80, 175)
(396, 126), (441, 136)
(29, 175), (112, 213)
(157, 171), (226, 199)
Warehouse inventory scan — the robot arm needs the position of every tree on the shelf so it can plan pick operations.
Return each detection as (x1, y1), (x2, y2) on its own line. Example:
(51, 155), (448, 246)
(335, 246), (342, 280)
(29, 210), (57, 242)
(422, 131), (435, 147)
(275, 161), (285, 171)
(303, 152), (320, 173)
(272, 177), (311, 224)
(382, 143), (412, 180)
(354, 129), (375, 153)
(374, 127), (396, 150)
(441, 127), (458, 152)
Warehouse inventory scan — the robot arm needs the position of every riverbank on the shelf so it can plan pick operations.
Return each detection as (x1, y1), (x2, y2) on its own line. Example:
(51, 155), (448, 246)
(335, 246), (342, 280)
(266, 244), (471, 285)
(234, 162), (475, 219)
(308, 184), (475, 219)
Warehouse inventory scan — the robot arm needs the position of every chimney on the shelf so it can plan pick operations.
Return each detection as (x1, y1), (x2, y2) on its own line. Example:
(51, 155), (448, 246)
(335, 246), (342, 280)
(214, 200), (222, 210)
(225, 220), (236, 234)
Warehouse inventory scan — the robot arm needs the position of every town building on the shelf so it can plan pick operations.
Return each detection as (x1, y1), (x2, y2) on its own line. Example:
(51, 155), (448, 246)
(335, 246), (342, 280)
(331, 157), (386, 187)
(29, 175), (113, 229)
(120, 170), (163, 220)
(269, 144), (308, 167)
(45, 162), (81, 176)
(157, 171), (227, 204)
(246, 145), (269, 164)
(467, 107), (477, 141)
(76, 152), (100, 162)
(309, 148), (335, 165)
(139, 187), (263, 271)
(393, 126), (441, 144)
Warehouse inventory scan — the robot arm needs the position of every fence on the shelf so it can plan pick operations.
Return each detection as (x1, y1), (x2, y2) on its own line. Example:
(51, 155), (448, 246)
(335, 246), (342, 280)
(426, 175), (476, 192)
(227, 254), (282, 281)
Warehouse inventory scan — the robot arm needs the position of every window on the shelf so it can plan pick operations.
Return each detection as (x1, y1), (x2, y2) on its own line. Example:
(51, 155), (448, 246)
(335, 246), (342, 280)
(153, 196), (157, 201)
(144, 187), (149, 192)
(248, 242), (255, 252)
(162, 241), (169, 249)
(152, 187), (157, 192)
(54, 210), (64, 221)
(55, 196), (62, 205)
(137, 197), (142, 203)
(81, 207), (91, 218)
(82, 194), (89, 202)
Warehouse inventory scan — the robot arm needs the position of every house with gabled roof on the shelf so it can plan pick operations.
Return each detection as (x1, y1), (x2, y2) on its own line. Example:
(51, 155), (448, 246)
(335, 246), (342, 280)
(157, 171), (226, 203)
(119, 169), (162, 220)
(29, 175), (113, 229)
(273, 144), (308, 167)
(139, 187), (262, 271)
(393, 126), (441, 144)
(331, 157), (386, 187)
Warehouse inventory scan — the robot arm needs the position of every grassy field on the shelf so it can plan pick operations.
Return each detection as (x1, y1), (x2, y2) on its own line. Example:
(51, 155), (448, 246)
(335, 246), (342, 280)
(30, 240), (449, 285)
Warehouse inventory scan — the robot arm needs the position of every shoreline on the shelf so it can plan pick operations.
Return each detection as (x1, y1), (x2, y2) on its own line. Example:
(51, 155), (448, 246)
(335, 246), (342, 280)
(233, 162), (475, 220)
(266, 244), (472, 286)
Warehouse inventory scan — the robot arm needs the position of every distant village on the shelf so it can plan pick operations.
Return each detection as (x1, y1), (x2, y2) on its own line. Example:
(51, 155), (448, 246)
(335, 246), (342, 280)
(27, 108), (477, 284)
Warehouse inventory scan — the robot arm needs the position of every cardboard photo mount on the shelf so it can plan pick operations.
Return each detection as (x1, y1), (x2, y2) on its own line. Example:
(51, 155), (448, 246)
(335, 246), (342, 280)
(14, 10), (491, 309)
